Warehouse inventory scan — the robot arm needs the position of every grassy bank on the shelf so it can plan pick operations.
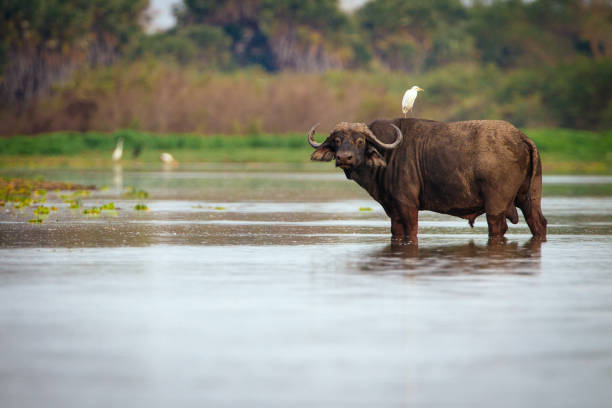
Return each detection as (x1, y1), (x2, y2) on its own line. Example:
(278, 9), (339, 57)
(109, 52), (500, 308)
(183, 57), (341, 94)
(1, 128), (611, 174)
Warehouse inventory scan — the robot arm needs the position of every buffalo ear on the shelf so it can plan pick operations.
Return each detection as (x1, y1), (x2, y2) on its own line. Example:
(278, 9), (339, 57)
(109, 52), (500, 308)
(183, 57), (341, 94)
(311, 144), (335, 161)
(366, 146), (386, 167)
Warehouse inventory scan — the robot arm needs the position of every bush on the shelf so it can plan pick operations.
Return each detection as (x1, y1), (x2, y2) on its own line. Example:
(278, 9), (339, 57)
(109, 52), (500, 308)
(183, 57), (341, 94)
(540, 58), (612, 130)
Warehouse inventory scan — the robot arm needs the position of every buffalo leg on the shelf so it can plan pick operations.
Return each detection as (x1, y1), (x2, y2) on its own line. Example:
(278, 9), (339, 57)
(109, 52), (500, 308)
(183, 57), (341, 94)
(486, 212), (508, 241)
(390, 216), (405, 241)
(517, 198), (547, 241)
(397, 206), (418, 243)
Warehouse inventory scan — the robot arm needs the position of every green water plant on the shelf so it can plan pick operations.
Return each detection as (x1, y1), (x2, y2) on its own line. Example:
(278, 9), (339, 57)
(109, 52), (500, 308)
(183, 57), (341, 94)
(83, 207), (100, 215)
(29, 205), (50, 223)
(124, 187), (150, 211)
(123, 186), (149, 199)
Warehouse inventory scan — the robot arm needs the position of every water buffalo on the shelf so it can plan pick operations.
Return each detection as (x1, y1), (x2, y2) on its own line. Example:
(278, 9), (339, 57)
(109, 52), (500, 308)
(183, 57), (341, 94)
(308, 118), (547, 243)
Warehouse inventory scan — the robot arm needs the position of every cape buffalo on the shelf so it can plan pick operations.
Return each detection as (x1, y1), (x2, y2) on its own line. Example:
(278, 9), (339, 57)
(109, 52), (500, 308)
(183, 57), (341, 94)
(308, 118), (547, 243)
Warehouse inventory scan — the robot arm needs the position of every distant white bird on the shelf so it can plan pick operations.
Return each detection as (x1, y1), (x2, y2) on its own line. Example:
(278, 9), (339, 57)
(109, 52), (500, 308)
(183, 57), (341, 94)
(160, 152), (177, 164)
(402, 86), (424, 117)
(112, 138), (124, 161)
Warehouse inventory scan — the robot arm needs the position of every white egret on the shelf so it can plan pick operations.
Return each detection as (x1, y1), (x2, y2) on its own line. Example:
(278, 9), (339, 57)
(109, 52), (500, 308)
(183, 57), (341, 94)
(112, 138), (124, 161)
(401, 86), (424, 117)
(160, 152), (177, 164)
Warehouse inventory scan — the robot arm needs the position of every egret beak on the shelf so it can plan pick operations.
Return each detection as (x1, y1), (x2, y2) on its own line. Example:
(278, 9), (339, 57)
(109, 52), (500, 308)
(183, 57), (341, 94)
(418, 87), (424, 92)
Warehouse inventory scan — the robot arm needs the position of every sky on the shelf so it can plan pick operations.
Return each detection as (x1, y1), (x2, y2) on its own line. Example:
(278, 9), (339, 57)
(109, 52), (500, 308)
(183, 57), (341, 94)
(147, 0), (369, 32)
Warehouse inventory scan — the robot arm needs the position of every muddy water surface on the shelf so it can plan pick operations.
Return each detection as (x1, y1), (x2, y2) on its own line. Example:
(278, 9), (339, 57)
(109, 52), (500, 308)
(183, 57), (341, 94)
(1, 166), (612, 407)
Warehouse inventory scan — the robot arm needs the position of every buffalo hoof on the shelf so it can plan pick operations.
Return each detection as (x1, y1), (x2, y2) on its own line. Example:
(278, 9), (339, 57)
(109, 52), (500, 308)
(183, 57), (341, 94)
(391, 236), (418, 246)
(487, 236), (507, 246)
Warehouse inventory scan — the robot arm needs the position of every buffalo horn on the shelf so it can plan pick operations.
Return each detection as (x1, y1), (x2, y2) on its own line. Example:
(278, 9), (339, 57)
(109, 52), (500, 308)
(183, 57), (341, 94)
(307, 123), (323, 148)
(365, 124), (403, 149)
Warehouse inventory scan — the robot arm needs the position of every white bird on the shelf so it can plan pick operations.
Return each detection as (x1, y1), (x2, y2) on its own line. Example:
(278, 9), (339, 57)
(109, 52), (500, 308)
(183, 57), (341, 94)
(112, 138), (124, 161)
(402, 86), (424, 117)
(160, 152), (177, 164)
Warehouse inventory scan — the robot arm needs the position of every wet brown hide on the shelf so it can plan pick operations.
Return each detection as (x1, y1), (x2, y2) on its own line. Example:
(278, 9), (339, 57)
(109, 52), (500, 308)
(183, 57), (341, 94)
(311, 118), (547, 242)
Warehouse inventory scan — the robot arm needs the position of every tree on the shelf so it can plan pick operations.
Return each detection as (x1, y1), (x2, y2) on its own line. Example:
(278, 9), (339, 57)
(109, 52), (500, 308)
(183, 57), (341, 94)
(467, 0), (611, 68)
(356, 0), (470, 71)
(0, 0), (148, 104)
(174, 0), (349, 71)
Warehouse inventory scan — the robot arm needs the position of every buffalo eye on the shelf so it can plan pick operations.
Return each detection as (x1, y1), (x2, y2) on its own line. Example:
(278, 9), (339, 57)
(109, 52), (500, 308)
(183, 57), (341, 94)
(335, 137), (342, 146)
(356, 139), (365, 147)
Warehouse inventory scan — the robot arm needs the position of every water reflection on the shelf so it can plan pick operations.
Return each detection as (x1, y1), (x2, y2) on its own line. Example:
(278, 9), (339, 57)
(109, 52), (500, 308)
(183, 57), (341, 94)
(1, 170), (612, 408)
(112, 163), (123, 194)
(357, 239), (542, 276)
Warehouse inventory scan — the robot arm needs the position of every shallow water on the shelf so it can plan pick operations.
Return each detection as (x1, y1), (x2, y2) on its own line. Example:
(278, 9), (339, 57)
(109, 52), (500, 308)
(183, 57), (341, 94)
(1, 167), (612, 407)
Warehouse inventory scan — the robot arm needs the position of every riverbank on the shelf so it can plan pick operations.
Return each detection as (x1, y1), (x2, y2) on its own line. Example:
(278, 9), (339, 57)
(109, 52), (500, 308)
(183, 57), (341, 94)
(1, 128), (610, 174)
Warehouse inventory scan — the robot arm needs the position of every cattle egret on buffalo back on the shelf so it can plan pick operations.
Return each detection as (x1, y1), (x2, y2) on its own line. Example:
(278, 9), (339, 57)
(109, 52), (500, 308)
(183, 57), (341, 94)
(402, 86), (424, 117)
(112, 138), (124, 161)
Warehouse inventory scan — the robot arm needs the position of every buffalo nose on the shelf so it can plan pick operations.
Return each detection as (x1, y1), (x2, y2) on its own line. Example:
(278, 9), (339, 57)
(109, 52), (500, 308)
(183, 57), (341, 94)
(338, 152), (353, 162)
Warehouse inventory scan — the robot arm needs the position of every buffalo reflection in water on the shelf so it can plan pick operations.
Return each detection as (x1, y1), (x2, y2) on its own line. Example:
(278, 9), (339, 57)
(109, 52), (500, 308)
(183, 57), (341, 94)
(356, 239), (542, 276)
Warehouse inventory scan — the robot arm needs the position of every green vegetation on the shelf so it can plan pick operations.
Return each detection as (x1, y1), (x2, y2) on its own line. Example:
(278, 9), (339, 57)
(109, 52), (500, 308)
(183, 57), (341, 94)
(1, 2), (610, 175)
(0, 128), (610, 173)
(0, 130), (304, 155)
(1, 60), (611, 135)
(1, 176), (98, 223)
(1, 1), (611, 135)
(1, 176), (160, 223)
(83, 207), (100, 216)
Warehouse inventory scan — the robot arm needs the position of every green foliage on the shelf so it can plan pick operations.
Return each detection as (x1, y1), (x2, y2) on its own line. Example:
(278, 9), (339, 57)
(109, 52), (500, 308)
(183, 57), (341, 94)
(539, 58), (612, 129)
(129, 25), (232, 67)
(1, 128), (610, 173)
(2, 0), (612, 133)
(1, 0), (149, 103)
(357, 0), (470, 71)
(526, 128), (612, 163)
(0, 130), (311, 156)
(175, 0), (349, 70)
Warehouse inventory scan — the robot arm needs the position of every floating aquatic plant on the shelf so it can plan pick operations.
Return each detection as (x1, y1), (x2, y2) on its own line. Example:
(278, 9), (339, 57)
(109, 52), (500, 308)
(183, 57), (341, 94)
(83, 207), (100, 215)
(124, 187), (151, 212)
(359, 207), (373, 212)
(29, 205), (50, 223)
(33, 206), (50, 216)
(99, 202), (118, 216)
(123, 186), (149, 199)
